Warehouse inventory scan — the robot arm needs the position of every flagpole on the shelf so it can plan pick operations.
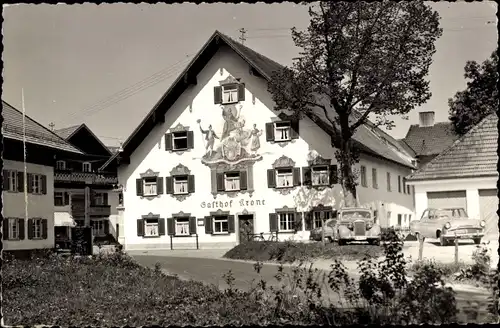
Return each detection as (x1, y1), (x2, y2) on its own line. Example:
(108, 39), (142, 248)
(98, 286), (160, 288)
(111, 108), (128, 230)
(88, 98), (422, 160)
(22, 89), (28, 221)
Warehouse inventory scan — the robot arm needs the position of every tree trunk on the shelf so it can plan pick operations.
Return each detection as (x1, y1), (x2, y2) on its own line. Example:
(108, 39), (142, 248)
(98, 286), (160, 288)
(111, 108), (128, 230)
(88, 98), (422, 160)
(337, 137), (358, 208)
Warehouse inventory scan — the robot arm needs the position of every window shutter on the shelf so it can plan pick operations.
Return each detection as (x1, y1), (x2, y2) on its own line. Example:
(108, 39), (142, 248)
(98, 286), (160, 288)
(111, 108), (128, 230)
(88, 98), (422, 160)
(302, 167), (312, 186)
(294, 212), (303, 231)
(228, 215), (235, 233)
(188, 175), (195, 193)
(116, 223), (120, 238)
(214, 86), (222, 104)
(290, 120), (300, 139)
(269, 213), (278, 232)
(103, 220), (110, 235)
(158, 218), (166, 236)
(216, 173), (225, 191)
(64, 192), (70, 206)
(2, 219), (8, 240)
(166, 177), (174, 194)
(136, 178), (144, 196)
(205, 216), (213, 234)
(187, 131), (194, 149)
(329, 165), (338, 185)
(167, 218), (175, 235)
(18, 219), (25, 240)
(267, 169), (276, 188)
(27, 219), (34, 239)
(137, 219), (144, 236)
(103, 192), (109, 205)
(165, 133), (173, 151)
(41, 175), (47, 194)
(239, 171), (248, 190)
(305, 212), (313, 231)
(265, 123), (275, 141)
(156, 177), (164, 195)
(189, 217), (197, 235)
(27, 174), (33, 193)
(398, 176), (401, 193)
(41, 219), (48, 239)
(293, 167), (301, 186)
(3, 170), (9, 190)
(17, 172), (24, 192)
(237, 83), (245, 101)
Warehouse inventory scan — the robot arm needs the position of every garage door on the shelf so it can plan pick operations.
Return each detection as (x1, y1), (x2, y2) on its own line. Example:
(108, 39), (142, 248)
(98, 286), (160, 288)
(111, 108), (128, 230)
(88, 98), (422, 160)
(479, 189), (499, 240)
(427, 191), (467, 209)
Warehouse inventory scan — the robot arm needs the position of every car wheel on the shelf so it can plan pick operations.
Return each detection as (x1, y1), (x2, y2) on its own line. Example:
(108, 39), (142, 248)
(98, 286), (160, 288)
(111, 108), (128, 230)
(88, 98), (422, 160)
(338, 239), (345, 246)
(439, 234), (449, 247)
(327, 236), (333, 243)
(473, 238), (481, 245)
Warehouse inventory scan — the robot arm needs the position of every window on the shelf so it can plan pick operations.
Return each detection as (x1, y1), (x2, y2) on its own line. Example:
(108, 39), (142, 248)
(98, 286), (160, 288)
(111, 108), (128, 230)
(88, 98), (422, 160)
(56, 160), (66, 170)
(221, 84), (239, 104)
(175, 218), (190, 236)
(83, 162), (92, 172)
(372, 168), (378, 189)
(397, 214), (402, 226)
(402, 178), (407, 194)
(6, 170), (18, 192)
(31, 174), (43, 194)
(174, 175), (188, 195)
(386, 172), (391, 192)
(360, 166), (367, 187)
(409, 214), (412, 222)
(144, 219), (159, 237)
(276, 168), (293, 188)
(8, 218), (19, 240)
(313, 211), (331, 229)
(404, 214), (407, 223)
(172, 131), (188, 150)
(32, 218), (42, 239)
(54, 192), (65, 206)
(279, 212), (295, 231)
(406, 184), (411, 194)
(143, 177), (158, 196)
(274, 121), (291, 141)
(398, 176), (402, 193)
(224, 172), (240, 191)
(91, 220), (105, 237)
(312, 166), (329, 186)
(213, 216), (229, 234)
(92, 192), (107, 205)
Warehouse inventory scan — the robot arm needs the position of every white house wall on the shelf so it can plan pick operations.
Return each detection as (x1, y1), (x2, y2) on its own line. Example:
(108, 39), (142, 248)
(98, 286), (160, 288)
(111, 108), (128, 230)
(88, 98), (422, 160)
(3, 159), (55, 250)
(119, 46), (415, 250)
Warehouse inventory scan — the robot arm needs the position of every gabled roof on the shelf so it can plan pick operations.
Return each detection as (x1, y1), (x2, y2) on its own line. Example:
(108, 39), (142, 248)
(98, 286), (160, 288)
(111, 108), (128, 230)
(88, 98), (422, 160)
(2, 100), (83, 154)
(54, 124), (81, 139)
(403, 122), (459, 157)
(407, 113), (498, 181)
(397, 139), (417, 158)
(101, 30), (414, 171)
(55, 123), (113, 156)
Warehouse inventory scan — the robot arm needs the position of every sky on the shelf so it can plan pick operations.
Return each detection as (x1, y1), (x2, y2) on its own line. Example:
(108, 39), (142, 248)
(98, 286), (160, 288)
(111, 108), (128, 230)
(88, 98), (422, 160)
(2, 2), (498, 147)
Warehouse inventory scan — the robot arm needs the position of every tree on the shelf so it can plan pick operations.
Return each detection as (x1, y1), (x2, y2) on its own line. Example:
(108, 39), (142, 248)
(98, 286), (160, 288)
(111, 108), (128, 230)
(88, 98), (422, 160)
(268, 1), (442, 206)
(448, 50), (498, 136)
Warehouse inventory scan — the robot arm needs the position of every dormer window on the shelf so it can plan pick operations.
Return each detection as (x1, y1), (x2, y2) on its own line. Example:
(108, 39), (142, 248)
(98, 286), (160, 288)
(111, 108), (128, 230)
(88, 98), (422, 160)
(56, 160), (66, 170)
(82, 162), (91, 172)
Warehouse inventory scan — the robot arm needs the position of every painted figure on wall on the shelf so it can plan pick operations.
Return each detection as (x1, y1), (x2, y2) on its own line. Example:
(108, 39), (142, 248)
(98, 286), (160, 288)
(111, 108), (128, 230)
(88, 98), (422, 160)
(198, 121), (219, 157)
(248, 124), (262, 155)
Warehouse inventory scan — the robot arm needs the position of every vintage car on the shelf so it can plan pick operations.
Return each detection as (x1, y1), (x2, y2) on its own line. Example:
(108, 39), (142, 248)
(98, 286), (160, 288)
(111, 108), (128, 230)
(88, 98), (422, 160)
(309, 218), (337, 242)
(409, 207), (485, 246)
(335, 207), (381, 245)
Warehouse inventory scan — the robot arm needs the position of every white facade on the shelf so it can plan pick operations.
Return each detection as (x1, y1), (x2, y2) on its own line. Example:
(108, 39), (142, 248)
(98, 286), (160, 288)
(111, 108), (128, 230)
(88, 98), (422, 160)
(118, 47), (415, 250)
(3, 159), (55, 250)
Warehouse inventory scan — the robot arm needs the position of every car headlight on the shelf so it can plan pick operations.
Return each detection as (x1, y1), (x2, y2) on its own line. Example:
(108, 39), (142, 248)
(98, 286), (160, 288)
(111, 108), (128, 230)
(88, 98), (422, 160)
(480, 220), (486, 227)
(366, 222), (372, 229)
(348, 223), (353, 229)
(444, 222), (451, 229)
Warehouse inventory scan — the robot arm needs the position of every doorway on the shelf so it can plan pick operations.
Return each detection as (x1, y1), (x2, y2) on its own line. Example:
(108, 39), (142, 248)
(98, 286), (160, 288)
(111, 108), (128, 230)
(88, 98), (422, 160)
(238, 214), (254, 244)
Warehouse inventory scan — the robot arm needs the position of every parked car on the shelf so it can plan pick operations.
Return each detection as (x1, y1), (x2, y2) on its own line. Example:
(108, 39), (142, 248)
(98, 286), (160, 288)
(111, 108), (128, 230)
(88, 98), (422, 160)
(309, 218), (337, 242)
(409, 207), (485, 246)
(336, 207), (381, 245)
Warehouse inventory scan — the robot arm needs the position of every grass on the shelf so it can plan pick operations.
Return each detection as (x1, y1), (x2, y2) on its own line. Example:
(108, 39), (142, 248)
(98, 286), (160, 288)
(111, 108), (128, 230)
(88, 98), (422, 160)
(223, 240), (384, 263)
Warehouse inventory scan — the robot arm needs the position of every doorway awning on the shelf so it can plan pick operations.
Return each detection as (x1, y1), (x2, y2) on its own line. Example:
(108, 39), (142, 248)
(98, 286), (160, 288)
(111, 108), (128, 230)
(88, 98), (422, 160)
(55, 212), (77, 227)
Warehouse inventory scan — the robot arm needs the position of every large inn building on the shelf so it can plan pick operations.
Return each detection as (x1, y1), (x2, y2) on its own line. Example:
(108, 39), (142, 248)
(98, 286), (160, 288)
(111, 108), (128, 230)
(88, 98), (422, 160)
(101, 31), (417, 250)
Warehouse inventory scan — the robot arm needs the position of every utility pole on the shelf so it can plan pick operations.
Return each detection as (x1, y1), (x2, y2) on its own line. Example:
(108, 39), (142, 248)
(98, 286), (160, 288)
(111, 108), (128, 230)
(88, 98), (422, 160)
(239, 28), (247, 45)
(49, 122), (55, 131)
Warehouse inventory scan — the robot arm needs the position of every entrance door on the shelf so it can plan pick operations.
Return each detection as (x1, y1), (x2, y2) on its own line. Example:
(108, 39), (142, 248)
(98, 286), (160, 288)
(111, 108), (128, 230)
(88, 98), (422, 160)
(238, 214), (254, 244)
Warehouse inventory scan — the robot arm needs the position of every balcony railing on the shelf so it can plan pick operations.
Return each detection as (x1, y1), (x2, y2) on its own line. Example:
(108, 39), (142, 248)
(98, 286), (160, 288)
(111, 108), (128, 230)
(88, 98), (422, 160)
(55, 169), (117, 185)
(71, 204), (111, 217)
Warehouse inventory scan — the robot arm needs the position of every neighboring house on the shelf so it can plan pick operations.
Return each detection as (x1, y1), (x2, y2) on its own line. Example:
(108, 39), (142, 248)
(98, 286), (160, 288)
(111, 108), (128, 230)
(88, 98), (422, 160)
(402, 111), (460, 167)
(406, 113), (498, 240)
(53, 123), (120, 243)
(2, 100), (84, 252)
(100, 30), (416, 251)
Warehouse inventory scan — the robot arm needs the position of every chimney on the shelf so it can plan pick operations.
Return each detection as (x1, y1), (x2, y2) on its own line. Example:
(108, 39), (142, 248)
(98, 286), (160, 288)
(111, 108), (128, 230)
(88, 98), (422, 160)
(419, 111), (435, 127)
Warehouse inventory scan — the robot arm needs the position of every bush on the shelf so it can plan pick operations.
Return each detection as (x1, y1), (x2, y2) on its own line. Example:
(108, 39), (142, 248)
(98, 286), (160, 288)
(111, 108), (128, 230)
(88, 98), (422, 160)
(224, 240), (383, 263)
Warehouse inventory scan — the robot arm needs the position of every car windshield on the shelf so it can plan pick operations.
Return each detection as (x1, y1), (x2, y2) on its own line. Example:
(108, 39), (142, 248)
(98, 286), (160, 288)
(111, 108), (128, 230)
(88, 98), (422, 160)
(341, 210), (371, 220)
(433, 208), (468, 219)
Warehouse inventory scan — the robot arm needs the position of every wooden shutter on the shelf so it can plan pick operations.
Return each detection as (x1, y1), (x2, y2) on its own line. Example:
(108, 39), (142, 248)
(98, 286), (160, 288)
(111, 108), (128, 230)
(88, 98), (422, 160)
(269, 213), (278, 232)
(294, 212), (303, 231)
(188, 175), (195, 193)
(156, 177), (164, 195)
(239, 171), (248, 190)
(329, 165), (338, 185)
(216, 173), (225, 191)
(167, 218), (175, 235)
(137, 219), (144, 236)
(237, 83), (245, 101)
(136, 179), (144, 196)
(187, 131), (194, 149)
(41, 175), (47, 194)
(17, 172), (24, 192)
(293, 167), (301, 186)
(302, 167), (312, 186)
(166, 177), (174, 194)
(305, 212), (313, 231)
(103, 220), (110, 235)
(290, 120), (299, 139)
(2, 219), (8, 240)
(398, 176), (401, 193)
(267, 169), (276, 188)
(205, 216), (213, 234)
(65, 192), (71, 206)
(158, 218), (166, 236)
(3, 170), (9, 190)
(103, 192), (109, 205)
(165, 133), (173, 151)
(214, 86), (222, 104)
(18, 219), (25, 240)
(228, 215), (235, 233)
(27, 219), (34, 239)
(41, 219), (48, 239)
(265, 123), (275, 141)
(27, 174), (33, 193)
(189, 217), (197, 235)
